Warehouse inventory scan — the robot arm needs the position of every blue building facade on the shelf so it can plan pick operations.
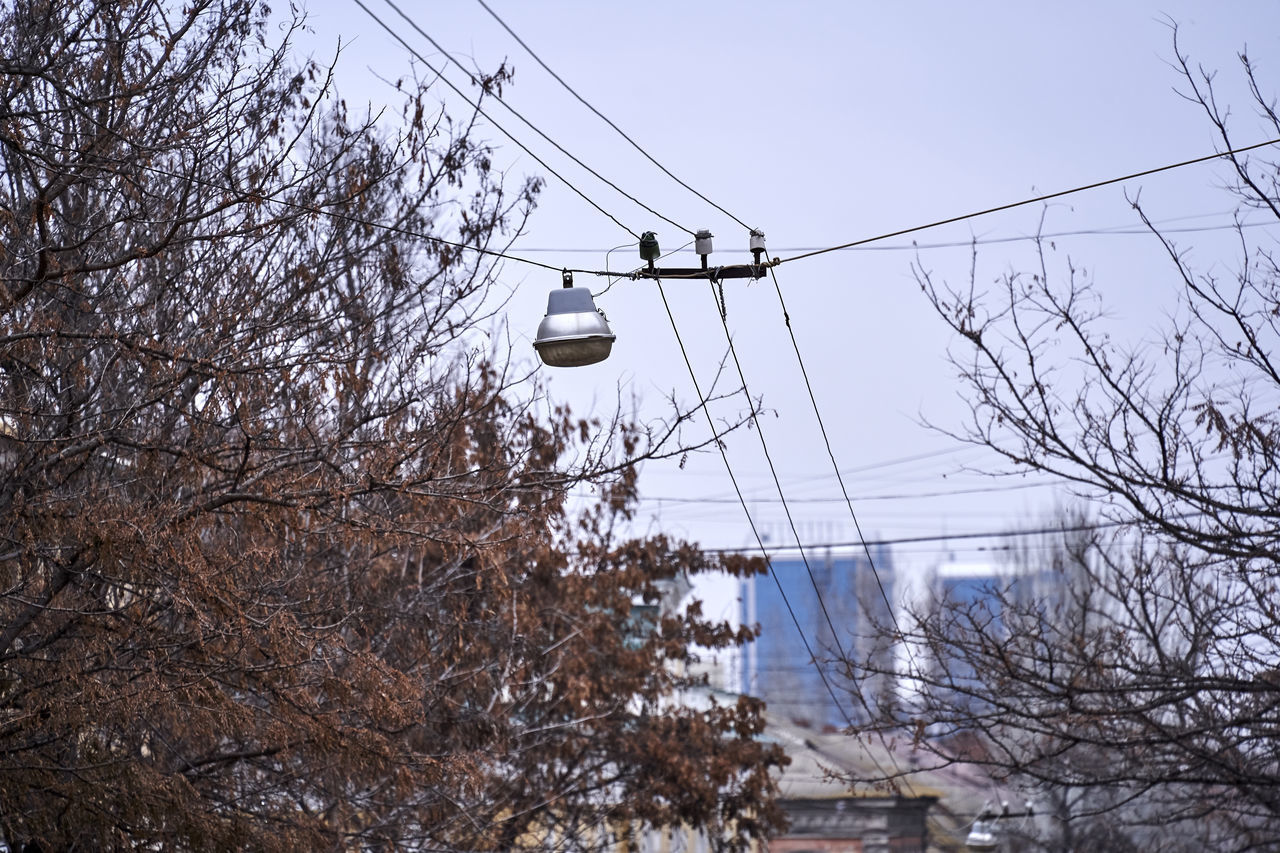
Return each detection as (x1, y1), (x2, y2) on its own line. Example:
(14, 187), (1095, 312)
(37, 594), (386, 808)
(741, 547), (895, 730)
(929, 561), (1065, 695)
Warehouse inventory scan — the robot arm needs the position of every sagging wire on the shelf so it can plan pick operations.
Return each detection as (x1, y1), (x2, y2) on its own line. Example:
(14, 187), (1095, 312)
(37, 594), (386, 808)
(592, 241), (637, 299)
(594, 240), (695, 299)
(775, 137), (1280, 266)
(352, 0), (641, 239)
(652, 277), (877, 777)
(762, 261), (921, 681)
(378, 0), (699, 237)
(475, 0), (753, 233)
(702, 272), (920, 797)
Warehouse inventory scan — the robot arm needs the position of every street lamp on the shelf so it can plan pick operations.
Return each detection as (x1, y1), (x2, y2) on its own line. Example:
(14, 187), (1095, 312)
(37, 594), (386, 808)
(965, 817), (998, 852)
(963, 800), (1034, 852)
(533, 271), (616, 367)
(532, 231), (772, 368)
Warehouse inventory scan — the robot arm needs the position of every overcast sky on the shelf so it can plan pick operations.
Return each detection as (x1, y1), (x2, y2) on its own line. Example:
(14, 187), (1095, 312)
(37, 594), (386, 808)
(297, 2), (1280, 603)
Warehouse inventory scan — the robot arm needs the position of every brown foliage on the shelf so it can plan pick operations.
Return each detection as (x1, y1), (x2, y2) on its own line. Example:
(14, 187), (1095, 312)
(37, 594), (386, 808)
(0, 2), (784, 849)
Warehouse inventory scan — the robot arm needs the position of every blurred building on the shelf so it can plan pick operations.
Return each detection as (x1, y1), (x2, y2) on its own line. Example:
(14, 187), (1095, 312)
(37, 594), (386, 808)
(741, 547), (895, 730)
(921, 558), (1065, 622)
(612, 706), (995, 853)
(893, 557), (1071, 712)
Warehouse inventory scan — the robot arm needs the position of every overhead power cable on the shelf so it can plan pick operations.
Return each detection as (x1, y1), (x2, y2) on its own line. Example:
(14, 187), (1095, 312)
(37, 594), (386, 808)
(756, 259), (925, 720)
(474, 0), (753, 232)
(86, 136), (1279, 299)
(706, 513), (1199, 553)
(512, 213), (1274, 253)
(65, 71), (1280, 302)
(351, 0), (640, 239)
(641, 468), (1053, 505)
(652, 278), (910, 789)
(775, 138), (1280, 266)
(377, 0), (696, 237)
(562, 140), (1280, 277)
(766, 446), (992, 491)
(130, 135), (1274, 283)
(707, 277), (858, 670)
(701, 278), (920, 795)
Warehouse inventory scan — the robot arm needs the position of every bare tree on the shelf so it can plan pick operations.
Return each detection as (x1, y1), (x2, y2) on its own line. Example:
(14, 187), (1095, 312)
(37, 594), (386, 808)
(0, 1), (783, 849)
(839, 33), (1280, 851)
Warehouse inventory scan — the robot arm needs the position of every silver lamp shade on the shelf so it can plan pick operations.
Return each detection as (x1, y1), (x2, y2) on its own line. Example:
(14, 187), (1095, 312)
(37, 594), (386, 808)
(533, 285), (616, 367)
(964, 820), (997, 852)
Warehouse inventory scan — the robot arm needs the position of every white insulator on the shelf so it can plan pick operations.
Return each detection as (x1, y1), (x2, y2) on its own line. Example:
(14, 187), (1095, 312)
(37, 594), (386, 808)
(695, 229), (714, 256)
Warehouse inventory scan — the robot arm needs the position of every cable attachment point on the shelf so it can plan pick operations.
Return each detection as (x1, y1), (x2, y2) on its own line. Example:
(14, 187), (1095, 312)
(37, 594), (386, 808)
(639, 231), (660, 273)
(695, 229), (714, 270)
(562, 269), (573, 288)
(749, 228), (766, 266)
